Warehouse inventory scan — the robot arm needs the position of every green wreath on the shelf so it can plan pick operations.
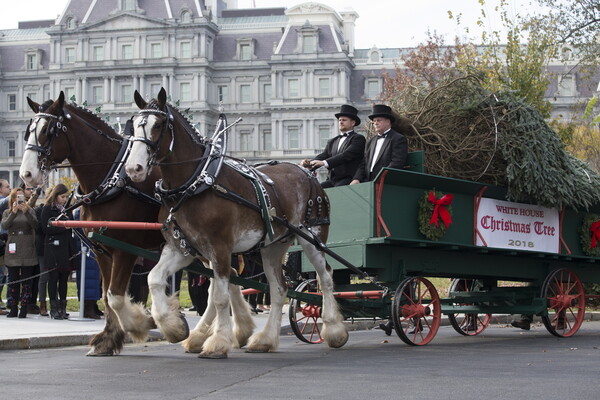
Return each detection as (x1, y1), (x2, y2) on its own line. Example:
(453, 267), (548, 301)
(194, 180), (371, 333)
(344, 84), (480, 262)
(579, 213), (600, 257)
(418, 189), (453, 241)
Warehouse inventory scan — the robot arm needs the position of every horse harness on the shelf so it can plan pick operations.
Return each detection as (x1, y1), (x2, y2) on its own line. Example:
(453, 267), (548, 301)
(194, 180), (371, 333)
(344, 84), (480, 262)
(136, 109), (329, 258)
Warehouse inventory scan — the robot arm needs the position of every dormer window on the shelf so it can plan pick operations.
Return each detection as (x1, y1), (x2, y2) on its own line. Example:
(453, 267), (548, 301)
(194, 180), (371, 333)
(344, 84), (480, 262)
(24, 49), (43, 71)
(65, 17), (76, 29)
(180, 10), (192, 23)
(296, 21), (320, 54)
(236, 38), (255, 61)
(368, 46), (382, 64)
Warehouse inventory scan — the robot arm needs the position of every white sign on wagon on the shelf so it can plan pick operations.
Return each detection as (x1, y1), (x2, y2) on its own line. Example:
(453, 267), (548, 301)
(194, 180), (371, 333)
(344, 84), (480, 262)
(475, 198), (560, 253)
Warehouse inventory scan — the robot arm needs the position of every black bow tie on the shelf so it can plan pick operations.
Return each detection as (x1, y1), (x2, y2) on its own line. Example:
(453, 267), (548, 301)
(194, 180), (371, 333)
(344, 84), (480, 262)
(377, 133), (387, 139)
(340, 132), (350, 137)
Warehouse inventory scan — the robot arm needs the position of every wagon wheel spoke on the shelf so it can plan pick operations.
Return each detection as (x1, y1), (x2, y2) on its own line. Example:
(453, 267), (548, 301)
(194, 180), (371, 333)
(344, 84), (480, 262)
(391, 277), (441, 346)
(447, 279), (491, 336)
(541, 269), (585, 338)
(288, 279), (324, 344)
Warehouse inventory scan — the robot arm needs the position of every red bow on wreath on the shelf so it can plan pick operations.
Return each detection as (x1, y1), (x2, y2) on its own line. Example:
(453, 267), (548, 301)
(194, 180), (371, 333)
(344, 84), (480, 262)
(590, 220), (600, 249)
(428, 192), (453, 229)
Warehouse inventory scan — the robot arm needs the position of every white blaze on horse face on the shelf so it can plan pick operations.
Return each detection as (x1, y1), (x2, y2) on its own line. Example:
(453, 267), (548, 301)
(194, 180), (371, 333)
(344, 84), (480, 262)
(19, 118), (47, 186)
(125, 114), (159, 182)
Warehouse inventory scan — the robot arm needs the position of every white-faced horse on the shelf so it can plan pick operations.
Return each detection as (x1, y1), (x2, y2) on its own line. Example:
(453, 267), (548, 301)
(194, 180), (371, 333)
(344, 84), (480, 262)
(124, 88), (348, 358)
(20, 93), (163, 355)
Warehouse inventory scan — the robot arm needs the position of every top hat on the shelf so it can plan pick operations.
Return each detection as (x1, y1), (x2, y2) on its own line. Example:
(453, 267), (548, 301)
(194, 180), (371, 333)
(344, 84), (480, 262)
(334, 104), (361, 126)
(368, 104), (396, 123)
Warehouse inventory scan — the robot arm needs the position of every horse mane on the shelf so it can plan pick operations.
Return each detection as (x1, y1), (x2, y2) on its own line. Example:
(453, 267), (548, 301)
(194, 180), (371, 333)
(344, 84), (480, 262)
(148, 98), (204, 140)
(64, 102), (122, 140)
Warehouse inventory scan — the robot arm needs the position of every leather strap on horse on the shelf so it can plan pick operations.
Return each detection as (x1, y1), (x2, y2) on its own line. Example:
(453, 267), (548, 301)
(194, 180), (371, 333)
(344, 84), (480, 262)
(211, 182), (368, 280)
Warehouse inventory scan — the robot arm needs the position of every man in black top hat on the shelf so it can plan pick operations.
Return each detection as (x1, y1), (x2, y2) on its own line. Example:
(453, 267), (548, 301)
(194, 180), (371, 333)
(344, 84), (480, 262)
(350, 104), (408, 184)
(301, 104), (366, 187)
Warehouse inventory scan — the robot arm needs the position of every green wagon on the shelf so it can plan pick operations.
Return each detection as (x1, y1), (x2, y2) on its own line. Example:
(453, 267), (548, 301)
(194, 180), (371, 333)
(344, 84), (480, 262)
(289, 154), (600, 346)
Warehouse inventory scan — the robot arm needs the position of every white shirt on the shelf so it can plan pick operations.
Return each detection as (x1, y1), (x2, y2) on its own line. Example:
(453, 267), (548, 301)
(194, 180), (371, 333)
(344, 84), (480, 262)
(370, 129), (391, 172)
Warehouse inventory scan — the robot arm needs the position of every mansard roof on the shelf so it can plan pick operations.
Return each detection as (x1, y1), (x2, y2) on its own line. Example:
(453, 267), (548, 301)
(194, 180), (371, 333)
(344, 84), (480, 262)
(56, 0), (207, 27)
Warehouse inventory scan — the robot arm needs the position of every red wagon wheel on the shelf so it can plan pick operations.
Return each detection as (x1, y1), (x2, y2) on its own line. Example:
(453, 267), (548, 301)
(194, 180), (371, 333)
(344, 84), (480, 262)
(391, 277), (441, 346)
(447, 279), (491, 336)
(541, 268), (585, 338)
(288, 279), (324, 344)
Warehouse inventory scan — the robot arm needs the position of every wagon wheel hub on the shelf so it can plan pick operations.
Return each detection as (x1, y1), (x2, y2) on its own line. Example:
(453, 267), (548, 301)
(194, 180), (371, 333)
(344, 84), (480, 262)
(549, 294), (579, 310)
(301, 304), (321, 319)
(401, 304), (431, 319)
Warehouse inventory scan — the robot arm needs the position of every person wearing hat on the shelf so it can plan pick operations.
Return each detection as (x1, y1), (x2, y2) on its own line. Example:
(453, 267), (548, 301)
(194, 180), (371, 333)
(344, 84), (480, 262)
(301, 104), (366, 187)
(350, 104), (408, 184)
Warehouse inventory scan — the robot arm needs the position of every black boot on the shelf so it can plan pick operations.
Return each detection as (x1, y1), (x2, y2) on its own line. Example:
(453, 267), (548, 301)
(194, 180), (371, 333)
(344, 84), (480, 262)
(84, 301), (101, 319)
(18, 305), (28, 318)
(6, 306), (18, 318)
(60, 300), (69, 319)
(379, 320), (393, 336)
(49, 300), (62, 320)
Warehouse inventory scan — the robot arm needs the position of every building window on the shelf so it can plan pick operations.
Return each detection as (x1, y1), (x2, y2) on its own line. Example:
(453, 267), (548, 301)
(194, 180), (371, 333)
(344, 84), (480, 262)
(303, 35), (316, 53)
(150, 43), (162, 58)
(150, 84), (162, 98)
(66, 17), (75, 29)
(180, 42), (191, 58)
(239, 131), (251, 151)
(287, 127), (299, 149)
(318, 78), (330, 97)
(65, 87), (75, 102)
(27, 54), (37, 70)
(122, 0), (136, 11)
(240, 44), (251, 60)
(180, 11), (192, 23)
(218, 85), (229, 103)
(120, 85), (132, 103)
(180, 82), (191, 101)
(318, 126), (329, 148)
(121, 44), (133, 59)
(236, 38), (255, 61)
(263, 84), (272, 103)
(93, 46), (104, 61)
(239, 84), (251, 103)
(8, 140), (16, 157)
(8, 94), (16, 111)
(262, 129), (272, 150)
(287, 79), (299, 97)
(65, 47), (75, 63)
(92, 86), (104, 104)
(366, 79), (380, 99)
(557, 74), (576, 97)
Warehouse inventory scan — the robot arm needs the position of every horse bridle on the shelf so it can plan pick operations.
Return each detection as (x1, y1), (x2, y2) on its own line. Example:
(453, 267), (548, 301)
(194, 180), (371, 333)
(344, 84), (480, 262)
(24, 111), (72, 172)
(129, 106), (175, 169)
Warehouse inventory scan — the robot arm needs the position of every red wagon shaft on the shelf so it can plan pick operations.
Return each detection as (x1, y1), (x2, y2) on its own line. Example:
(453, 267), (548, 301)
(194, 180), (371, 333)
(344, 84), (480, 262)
(50, 220), (164, 230)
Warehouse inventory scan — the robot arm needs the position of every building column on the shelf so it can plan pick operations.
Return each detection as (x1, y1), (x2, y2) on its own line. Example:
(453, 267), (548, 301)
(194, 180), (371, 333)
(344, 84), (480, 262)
(110, 76), (116, 103)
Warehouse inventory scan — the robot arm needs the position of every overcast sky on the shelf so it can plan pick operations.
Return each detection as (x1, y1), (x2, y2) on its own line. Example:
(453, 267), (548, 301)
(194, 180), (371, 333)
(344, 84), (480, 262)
(0, 0), (536, 48)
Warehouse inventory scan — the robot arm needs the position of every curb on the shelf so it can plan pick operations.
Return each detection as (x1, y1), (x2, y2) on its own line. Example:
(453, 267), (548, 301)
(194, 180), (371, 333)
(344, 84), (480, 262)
(2, 312), (599, 351)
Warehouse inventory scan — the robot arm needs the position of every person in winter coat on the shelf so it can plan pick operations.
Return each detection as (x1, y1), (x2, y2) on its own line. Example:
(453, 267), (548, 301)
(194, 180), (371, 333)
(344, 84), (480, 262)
(73, 208), (103, 319)
(40, 184), (75, 320)
(1, 188), (38, 318)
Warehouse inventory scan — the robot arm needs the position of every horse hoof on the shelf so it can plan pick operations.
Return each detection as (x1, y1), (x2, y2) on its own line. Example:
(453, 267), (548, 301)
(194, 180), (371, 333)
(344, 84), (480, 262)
(245, 345), (271, 353)
(165, 313), (190, 343)
(86, 348), (115, 357)
(327, 334), (349, 349)
(199, 351), (227, 359)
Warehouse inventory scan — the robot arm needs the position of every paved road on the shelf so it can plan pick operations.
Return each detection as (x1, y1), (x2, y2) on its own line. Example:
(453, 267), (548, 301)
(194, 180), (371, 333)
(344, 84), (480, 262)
(2, 321), (599, 400)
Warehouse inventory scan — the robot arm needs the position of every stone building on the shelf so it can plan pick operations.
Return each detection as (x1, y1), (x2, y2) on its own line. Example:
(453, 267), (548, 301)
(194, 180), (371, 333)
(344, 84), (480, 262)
(0, 0), (597, 186)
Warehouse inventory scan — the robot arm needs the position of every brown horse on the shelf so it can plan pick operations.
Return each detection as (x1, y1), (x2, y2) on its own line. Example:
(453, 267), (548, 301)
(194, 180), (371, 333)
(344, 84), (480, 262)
(19, 92), (163, 356)
(124, 88), (348, 358)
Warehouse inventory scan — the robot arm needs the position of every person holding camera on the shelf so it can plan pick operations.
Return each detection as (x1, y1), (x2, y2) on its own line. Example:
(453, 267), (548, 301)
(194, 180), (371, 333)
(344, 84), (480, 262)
(40, 184), (75, 320)
(0, 187), (38, 318)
